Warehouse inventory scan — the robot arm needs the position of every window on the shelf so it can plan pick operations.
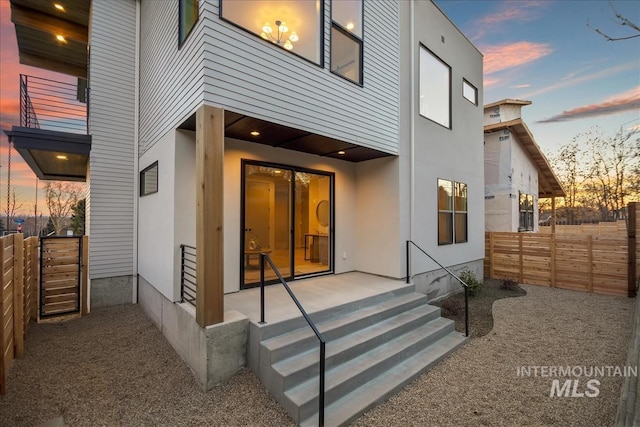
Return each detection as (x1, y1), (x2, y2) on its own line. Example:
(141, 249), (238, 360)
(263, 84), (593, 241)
(463, 79), (477, 105)
(140, 162), (158, 196)
(519, 192), (534, 231)
(220, 0), (323, 65)
(438, 179), (467, 245)
(179, 0), (199, 46)
(331, 0), (363, 84)
(419, 46), (451, 128)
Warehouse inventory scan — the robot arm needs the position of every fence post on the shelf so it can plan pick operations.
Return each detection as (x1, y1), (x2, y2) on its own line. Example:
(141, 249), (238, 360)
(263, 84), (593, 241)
(81, 236), (89, 315)
(550, 234), (556, 288)
(489, 232), (495, 279)
(587, 235), (593, 293)
(518, 233), (524, 283)
(628, 202), (637, 298)
(31, 238), (38, 321)
(13, 235), (24, 358)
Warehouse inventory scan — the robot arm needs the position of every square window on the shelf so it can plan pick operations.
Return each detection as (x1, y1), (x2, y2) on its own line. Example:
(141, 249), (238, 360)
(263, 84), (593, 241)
(420, 46), (451, 128)
(331, 25), (362, 84)
(463, 79), (477, 105)
(179, 0), (199, 46)
(140, 162), (158, 196)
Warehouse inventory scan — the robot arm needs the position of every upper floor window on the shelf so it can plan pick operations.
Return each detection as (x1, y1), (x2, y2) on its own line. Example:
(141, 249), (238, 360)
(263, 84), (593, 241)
(438, 179), (467, 245)
(140, 162), (159, 196)
(331, 0), (363, 84)
(220, 0), (323, 65)
(420, 46), (451, 128)
(463, 79), (477, 105)
(179, 0), (199, 46)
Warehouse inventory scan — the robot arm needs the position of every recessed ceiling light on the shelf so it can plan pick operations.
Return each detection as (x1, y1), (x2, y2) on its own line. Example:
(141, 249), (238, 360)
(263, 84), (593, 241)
(346, 22), (354, 30)
(338, 151), (346, 155)
(54, 3), (65, 12)
(56, 155), (68, 160)
(56, 34), (67, 43)
(274, 170), (282, 174)
(250, 131), (260, 136)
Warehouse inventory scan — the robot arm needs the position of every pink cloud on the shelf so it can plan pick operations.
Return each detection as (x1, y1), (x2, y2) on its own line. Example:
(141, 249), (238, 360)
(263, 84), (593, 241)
(471, 1), (551, 41)
(482, 41), (553, 75)
(484, 76), (500, 87)
(537, 86), (640, 123)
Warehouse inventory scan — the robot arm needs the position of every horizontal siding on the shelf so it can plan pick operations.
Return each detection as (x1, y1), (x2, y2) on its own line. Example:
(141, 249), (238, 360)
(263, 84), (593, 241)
(138, 0), (399, 155)
(88, 0), (137, 279)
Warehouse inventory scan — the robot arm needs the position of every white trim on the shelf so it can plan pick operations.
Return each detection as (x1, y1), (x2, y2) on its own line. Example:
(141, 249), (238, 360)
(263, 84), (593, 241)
(133, 0), (141, 303)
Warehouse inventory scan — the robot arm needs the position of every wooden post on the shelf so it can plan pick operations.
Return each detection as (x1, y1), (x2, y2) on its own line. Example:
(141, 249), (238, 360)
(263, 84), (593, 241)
(31, 238), (38, 321)
(13, 235), (24, 358)
(550, 233), (556, 288)
(195, 104), (225, 327)
(489, 232), (495, 279)
(81, 236), (89, 315)
(587, 235), (593, 293)
(0, 236), (6, 395)
(551, 197), (556, 234)
(628, 202), (637, 297)
(519, 233), (524, 283)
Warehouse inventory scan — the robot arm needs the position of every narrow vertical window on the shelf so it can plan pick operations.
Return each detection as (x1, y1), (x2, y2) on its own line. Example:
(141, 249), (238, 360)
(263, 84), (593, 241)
(331, 0), (363, 85)
(420, 46), (451, 128)
(463, 79), (478, 105)
(438, 179), (453, 245)
(454, 182), (468, 243)
(519, 192), (534, 231)
(140, 162), (158, 196)
(179, 0), (199, 46)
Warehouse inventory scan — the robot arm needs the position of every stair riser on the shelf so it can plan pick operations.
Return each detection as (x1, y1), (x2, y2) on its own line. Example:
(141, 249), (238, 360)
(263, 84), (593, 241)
(295, 322), (455, 420)
(281, 309), (441, 390)
(265, 297), (432, 364)
(254, 285), (416, 342)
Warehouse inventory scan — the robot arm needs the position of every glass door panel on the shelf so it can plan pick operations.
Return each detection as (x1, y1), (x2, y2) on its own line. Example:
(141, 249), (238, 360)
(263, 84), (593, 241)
(294, 171), (331, 276)
(243, 165), (292, 286)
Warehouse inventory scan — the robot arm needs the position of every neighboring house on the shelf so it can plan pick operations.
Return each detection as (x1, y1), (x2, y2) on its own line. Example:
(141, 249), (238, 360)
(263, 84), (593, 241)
(6, 0), (483, 423)
(483, 99), (565, 232)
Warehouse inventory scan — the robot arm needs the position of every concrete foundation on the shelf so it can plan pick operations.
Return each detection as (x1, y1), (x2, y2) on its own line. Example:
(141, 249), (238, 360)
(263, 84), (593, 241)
(138, 276), (249, 390)
(90, 275), (133, 308)
(412, 259), (484, 301)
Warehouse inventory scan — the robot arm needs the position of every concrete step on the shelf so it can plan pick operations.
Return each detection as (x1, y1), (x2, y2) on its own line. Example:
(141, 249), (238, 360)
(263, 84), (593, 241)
(261, 292), (430, 365)
(299, 332), (467, 427)
(286, 316), (456, 422)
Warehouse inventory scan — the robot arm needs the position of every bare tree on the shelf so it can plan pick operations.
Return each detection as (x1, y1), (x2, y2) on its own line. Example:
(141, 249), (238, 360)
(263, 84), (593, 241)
(588, 1), (640, 41)
(553, 141), (583, 223)
(5, 188), (25, 231)
(44, 182), (83, 235)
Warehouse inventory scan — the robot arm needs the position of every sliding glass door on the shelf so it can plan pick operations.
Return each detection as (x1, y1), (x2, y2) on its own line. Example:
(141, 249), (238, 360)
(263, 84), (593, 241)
(242, 161), (333, 288)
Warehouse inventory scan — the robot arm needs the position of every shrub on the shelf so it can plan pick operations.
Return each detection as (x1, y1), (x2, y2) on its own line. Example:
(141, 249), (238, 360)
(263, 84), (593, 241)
(501, 278), (519, 291)
(459, 268), (483, 296)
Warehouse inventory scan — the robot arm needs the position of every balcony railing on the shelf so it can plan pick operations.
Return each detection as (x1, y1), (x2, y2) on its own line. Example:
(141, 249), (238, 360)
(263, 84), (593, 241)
(20, 74), (88, 134)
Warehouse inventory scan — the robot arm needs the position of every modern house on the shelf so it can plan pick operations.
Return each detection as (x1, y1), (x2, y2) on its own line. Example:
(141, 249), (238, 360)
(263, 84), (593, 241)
(6, 0), (484, 424)
(483, 99), (565, 232)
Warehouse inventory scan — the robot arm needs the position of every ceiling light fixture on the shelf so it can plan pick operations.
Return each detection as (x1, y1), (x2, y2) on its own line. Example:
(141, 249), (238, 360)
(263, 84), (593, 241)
(56, 155), (68, 160)
(54, 3), (65, 12)
(346, 22), (354, 31)
(250, 131), (260, 136)
(338, 151), (346, 155)
(261, 20), (299, 51)
(56, 34), (67, 43)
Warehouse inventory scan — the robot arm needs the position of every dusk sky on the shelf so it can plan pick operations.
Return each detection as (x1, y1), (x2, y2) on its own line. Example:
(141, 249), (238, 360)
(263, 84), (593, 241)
(1, 0), (639, 218)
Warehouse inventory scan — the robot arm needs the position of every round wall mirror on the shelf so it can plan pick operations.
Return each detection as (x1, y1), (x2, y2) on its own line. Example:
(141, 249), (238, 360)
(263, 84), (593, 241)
(316, 200), (329, 227)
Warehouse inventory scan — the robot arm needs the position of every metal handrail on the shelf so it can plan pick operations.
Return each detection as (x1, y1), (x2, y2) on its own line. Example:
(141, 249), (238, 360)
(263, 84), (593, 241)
(406, 240), (469, 337)
(180, 244), (196, 307)
(259, 253), (326, 427)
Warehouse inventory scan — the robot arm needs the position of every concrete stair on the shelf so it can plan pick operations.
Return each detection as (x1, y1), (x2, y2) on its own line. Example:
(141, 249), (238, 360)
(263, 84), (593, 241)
(248, 284), (467, 426)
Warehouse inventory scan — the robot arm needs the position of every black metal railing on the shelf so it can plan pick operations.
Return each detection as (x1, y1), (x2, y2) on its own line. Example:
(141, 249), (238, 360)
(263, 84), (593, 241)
(180, 244), (196, 307)
(20, 74), (88, 134)
(406, 240), (469, 337)
(259, 253), (326, 427)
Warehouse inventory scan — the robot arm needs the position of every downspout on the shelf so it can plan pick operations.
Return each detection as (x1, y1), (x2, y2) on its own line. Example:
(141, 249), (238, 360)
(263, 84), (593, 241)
(409, 0), (415, 241)
(132, 0), (141, 303)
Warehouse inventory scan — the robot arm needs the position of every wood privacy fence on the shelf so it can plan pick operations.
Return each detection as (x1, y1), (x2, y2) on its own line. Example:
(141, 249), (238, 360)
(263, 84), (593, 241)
(485, 202), (640, 297)
(539, 220), (627, 236)
(0, 235), (88, 395)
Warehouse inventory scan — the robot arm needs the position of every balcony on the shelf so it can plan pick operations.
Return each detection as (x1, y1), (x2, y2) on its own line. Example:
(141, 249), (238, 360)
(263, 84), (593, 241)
(4, 74), (91, 182)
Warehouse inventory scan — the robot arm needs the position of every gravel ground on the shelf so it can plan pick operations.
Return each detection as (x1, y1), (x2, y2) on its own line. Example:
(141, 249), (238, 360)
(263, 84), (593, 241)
(0, 284), (635, 427)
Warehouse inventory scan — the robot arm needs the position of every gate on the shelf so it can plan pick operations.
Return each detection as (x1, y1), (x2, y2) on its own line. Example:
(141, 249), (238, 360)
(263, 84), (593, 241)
(40, 236), (82, 317)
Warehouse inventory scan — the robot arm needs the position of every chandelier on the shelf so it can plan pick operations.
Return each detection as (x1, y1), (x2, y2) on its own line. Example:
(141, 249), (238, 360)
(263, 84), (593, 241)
(261, 20), (299, 50)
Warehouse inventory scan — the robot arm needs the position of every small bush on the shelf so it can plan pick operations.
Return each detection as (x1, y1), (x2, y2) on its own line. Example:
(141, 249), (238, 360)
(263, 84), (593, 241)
(440, 298), (463, 317)
(501, 278), (519, 291)
(459, 268), (483, 296)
